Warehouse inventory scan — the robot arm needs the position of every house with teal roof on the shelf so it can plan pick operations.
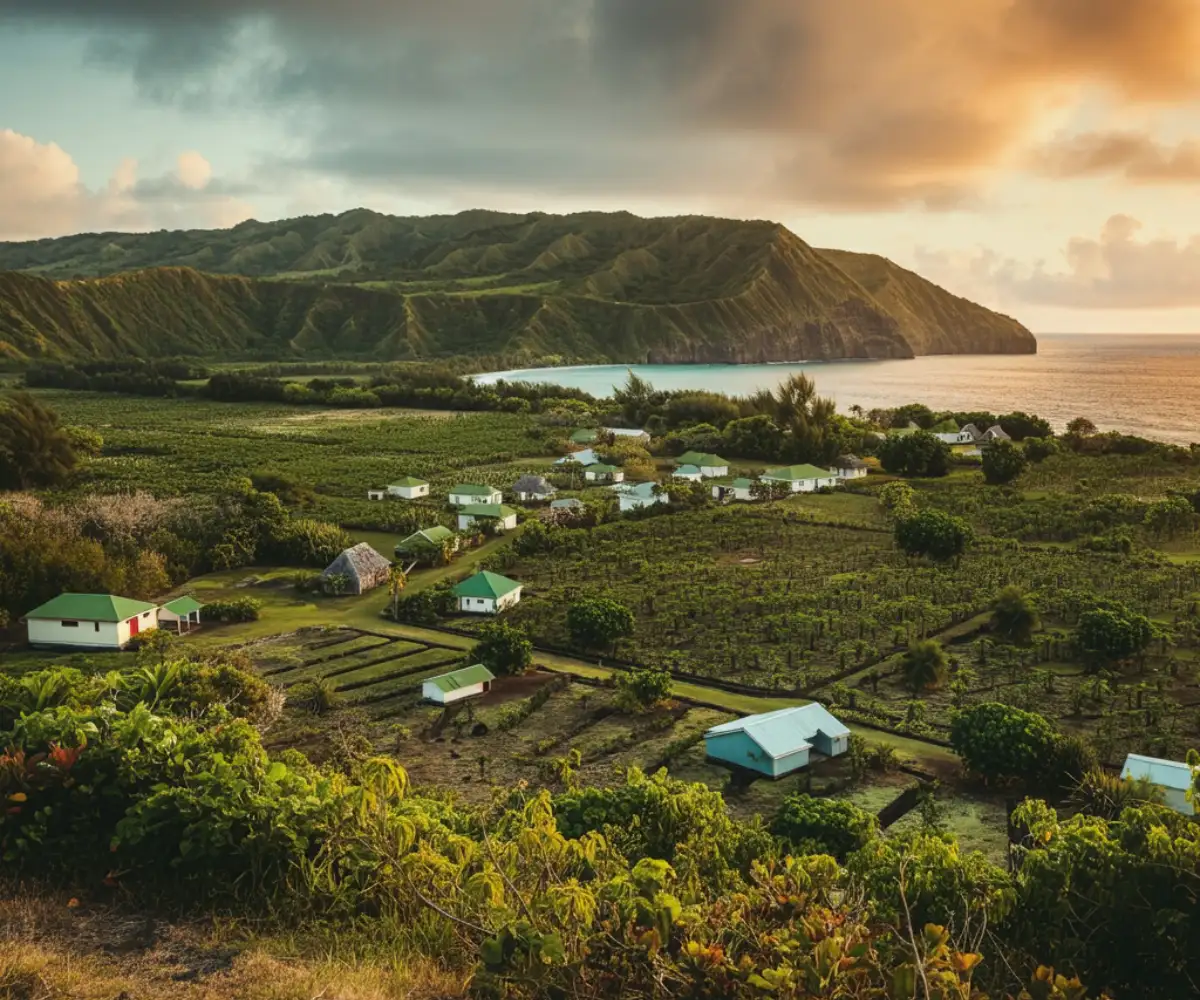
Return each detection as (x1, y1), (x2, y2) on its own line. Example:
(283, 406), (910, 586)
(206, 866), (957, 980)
(22, 593), (162, 650)
(673, 464), (702, 482)
(452, 571), (523, 614)
(703, 705), (850, 778)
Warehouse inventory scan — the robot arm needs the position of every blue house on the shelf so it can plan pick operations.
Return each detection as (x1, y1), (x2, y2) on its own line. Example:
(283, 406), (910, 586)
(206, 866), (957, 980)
(1121, 753), (1195, 815)
(703, 705), (850, 778)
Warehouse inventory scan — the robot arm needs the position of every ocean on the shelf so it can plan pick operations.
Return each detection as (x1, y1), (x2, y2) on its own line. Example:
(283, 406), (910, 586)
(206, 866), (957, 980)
(477, 334), (1200, 446)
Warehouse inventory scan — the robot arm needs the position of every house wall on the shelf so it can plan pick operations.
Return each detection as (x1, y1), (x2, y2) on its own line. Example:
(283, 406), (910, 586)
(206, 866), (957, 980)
(811, 731), (849, 757)
(705, 731), (774, 777)
(1162, 787), (1195, 815)
(423, 681), (486, 704)
(675, 472), (702, 482)
(459, 595), (498, 614)
(450, 491), (500, 506)
(28, 616), (136, 649)
(771, 746), (812, 776)
(836, 467), (868, 480)
(497, 587), (522, 611)
(390, 484), (429, 499)
(619, 494), (666, 512)
(699, 465), (728, 478)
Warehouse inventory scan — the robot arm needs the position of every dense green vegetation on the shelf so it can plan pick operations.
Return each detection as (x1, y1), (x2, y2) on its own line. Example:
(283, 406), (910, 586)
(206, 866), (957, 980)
(0, 210), (1034, 363)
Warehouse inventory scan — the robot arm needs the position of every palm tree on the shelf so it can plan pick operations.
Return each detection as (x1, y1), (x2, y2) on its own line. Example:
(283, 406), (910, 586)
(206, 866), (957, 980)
(991, 586), (1039, 644)
(901, 640), (949, 694)
(388, 564), (407, 618)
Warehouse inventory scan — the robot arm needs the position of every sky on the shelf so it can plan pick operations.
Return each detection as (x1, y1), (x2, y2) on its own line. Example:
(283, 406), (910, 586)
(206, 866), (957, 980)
(2, 0), (1200, 334)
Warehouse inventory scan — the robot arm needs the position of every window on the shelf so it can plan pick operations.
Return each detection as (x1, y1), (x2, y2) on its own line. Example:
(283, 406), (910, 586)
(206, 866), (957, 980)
(61, 620), (79, 628)
(94, 622), (101, 632)
(142, 611), (151, 618)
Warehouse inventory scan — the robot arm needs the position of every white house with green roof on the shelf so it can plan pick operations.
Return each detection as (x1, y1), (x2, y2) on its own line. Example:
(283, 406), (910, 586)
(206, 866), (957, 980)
(387, 476), (430, 500)
(448, 484), (503, 507)
(158, 595), (204, 634)
(22, 593), (162, 649)
(452, 571), (523, 614)
(712, 477), (756, 502)
(423, 663), (496, 705)
(457, 503), (519, 532)
(584, 463), (624, 483)
(763, 464), (839, 493)
(395, 526), (459, 565)
(673, 464), (702, 482)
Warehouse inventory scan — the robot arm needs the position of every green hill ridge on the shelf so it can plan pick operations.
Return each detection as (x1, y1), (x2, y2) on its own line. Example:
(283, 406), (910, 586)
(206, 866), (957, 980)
(0, 209), (1035, 363)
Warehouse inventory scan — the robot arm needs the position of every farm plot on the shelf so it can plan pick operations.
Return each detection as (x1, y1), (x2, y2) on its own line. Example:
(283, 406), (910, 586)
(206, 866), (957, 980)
(496, 504), (1200, 692)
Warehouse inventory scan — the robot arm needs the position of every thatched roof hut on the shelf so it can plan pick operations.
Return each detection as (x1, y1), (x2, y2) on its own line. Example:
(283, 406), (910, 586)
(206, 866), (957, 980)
(513, 474), (555, 499)
(321, 543), (393, 595)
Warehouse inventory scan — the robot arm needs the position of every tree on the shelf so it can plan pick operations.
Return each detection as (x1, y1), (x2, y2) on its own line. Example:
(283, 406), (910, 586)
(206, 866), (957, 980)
(720, 415), (783, 460)
(998, 411), (1053, 440)
(472, 621), (533, 676)
(876, 481), (915, 518)
(900, 640), (948, 693)
(877, 431), (950, 478)
(770, 794), (877, 861)
(991, 586), (1039, 644)
(0, 392), (78, 490)
(1066, 416), (1097, 437)
(949, 702), (1060, 784)
(388, 564), (408, 619)
(981, 439), (1027, 485)
(1075, 605), (1154, 671)
(614, 667), (672, 712)
(1144, 496), (1196, 539)
(567, 597), (635, 655)
(1023, 436), (1059, 463)
(894, 508), (972, 562)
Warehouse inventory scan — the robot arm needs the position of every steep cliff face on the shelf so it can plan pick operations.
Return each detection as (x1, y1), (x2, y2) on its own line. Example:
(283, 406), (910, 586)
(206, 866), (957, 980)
(0, 210), (1035, 362)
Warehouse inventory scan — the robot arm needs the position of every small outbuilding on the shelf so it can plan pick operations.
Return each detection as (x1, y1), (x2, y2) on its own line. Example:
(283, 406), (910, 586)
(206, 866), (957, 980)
(703, 704), (850, 778)
(584, 463), (624, 483)
(388, 477), (430, 500)
(673, 464), (703, 482)
(675, 452), (729, 477)
(555, 448), (599, 467)
(453, 571), (523, 614)
(604, 427), (650, 443)
(513, 474), (556, 502)
(457, 503), (519, 532)
(158, 595), (204, 634)
(712, 477), (756, 502)
(448, 484), (503, 506)
(982, 424), (1011, 442)
(615, 481), (667, 512)
(763, 464), (840, 493)
(367, 489), (387, 501)
(23, 593), (161, 650)
(422, 663), (496, 705)
(395, 526), (458, 565)
(321, 543), (394, 595)
(1121, 753), (1195, 815)
(831, 455), (869, 480)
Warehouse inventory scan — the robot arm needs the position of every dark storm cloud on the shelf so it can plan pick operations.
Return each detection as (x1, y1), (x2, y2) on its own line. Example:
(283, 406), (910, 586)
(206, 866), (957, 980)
(5, 0), (1200, 210)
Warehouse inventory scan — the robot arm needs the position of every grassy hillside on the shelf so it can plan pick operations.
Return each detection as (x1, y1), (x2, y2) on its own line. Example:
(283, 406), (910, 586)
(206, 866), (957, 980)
(0, 210), (1035, 363)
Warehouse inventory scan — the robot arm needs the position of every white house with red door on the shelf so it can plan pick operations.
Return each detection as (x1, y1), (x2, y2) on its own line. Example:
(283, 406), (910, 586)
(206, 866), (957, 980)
(22, 593), (163, 650)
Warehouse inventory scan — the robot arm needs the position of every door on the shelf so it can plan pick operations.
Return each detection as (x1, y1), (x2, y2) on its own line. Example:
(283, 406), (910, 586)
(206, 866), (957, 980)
(128, 615), (140, 636)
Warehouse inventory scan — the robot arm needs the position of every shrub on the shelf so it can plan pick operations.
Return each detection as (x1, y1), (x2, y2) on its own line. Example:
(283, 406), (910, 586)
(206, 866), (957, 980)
(201, 598), (262, 623)
(894, 508), (972, 562)
(982, 440), (1027, 485)
(991, 586), (1039, 644)
(472, 621), (533, 677)
(290, 677), (340, 715)
(949, 702), (1059, 785)
(614, 667), (672, 712)
(566, 597), (635, 654)
(1075, 604), (1154, 671)
(900, 640), (948, 693)
(877, 431), (950, 478)
(770, 794), (877, 861)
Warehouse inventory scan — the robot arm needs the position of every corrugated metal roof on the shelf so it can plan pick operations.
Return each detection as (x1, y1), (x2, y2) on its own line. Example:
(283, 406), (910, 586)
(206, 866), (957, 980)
(25, 593), (159, 623)
(453, 571), (521, 599)
(764, 464), (835, 481)
(1121, 753), (1193, 791)
(427, 663), (495, 692)
(705, 704), (849, 759)
(162, 596), (204, 615)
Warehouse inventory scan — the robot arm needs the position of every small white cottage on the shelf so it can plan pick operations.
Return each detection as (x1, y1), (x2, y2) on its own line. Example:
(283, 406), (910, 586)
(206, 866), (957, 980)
(1121, 753), (1195, 815)
(452, 571), (523, 614)
(831, 455), (869, 480)
(512, 474), (556, 502)
(762, 464), (840, 493)
(673, 464), (703, 482)
(584, 464), (624, 483)
(423, 663), (496, 705)
(457, 504), (519, 532)
(388, 477), (430, 500)
(712, 477), (756, 502)
(23, 593), (161, 650)
(448, 484), (503, 506)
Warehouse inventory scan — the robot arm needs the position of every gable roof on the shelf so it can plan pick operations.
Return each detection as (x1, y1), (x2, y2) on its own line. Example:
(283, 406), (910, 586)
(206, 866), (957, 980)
(389, 476), (428, 488)
(985, 424), (1011, 440)
(450, 483), (500, 496)
(323, 543), (392, 585)
(584, 463), (620, 474)
(24, 593), (159, 623)
(513, 474), (554, 494)
(764, 464), (835, 481)
(427, 663), (496, 692)
(398, 525), (455, 548)
(162, 596), (204, 615)
(453, 571), (521, 599)
(617, 481), (660, 499)
(705, 704), (849, 759)
(459, 503), (518, 519)
(1121, 753), (1193, 791)
(835, 455), (868, 469)
(731, 477), (755, 488)
(695, 453), (729, 467)
(605, 427), (648, 438)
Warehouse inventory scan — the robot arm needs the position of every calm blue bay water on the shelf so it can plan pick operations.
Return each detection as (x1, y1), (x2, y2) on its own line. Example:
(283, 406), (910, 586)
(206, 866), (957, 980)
(477, 335), (1200, 445)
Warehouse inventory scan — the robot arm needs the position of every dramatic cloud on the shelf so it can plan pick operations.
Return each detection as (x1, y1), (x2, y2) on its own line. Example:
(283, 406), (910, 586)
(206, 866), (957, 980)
(5, 0), (1200, 210)
(1030, 131), (1200, 182)
(918, 215), (1200, 311)
(0, 130), (254, 241)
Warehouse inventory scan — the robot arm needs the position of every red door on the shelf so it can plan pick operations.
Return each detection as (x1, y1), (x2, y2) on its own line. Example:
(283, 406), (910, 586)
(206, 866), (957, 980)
(128, 615), (140, 637)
